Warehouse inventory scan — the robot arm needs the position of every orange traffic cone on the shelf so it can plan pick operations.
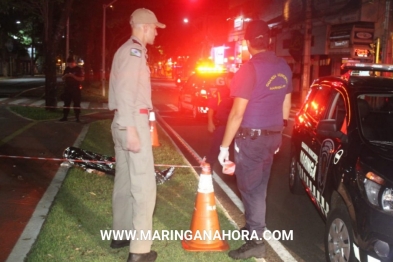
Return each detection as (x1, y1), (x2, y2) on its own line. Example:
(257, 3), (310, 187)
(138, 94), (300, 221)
(181, 162), (229, 251)
(149, 111), (160, 147)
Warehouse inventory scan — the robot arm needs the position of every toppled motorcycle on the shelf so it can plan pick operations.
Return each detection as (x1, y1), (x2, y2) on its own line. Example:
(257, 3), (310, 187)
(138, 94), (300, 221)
(62, 146), (175, 184)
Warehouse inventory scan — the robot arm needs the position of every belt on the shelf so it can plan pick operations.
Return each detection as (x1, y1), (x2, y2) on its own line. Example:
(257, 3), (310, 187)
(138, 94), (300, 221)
(139, 109), (149, 114)
(114, 109), (149, 114)
(237, 127), (282, 140)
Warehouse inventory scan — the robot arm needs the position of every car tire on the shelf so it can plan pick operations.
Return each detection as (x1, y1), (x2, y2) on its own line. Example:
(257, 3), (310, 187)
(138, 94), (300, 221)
(289, 146), (303, 194)
(325, 207), (356, 262)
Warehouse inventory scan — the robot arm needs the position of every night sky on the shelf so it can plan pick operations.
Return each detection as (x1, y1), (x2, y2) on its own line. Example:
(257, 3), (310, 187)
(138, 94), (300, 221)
(104, 0), (231, 57)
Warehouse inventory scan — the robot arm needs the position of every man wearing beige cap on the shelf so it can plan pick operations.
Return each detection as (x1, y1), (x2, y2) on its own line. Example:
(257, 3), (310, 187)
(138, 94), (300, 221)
(108, 8), (165, 262)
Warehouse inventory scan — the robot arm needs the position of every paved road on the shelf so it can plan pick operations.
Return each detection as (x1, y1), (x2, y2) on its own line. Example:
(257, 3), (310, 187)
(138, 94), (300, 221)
(0, 77), (324, 261)
(0, 76), (46, 97)
(152, 87), (326, 262)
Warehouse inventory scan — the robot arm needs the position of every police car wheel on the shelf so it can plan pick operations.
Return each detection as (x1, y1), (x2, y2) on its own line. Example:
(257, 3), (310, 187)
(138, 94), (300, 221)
(289, 146), (303, 195)
(325, 207), (356, 262)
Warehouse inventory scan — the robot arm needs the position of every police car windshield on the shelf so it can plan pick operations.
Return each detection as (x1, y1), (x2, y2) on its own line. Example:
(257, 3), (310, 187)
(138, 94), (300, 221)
(357, 94), (393, 144)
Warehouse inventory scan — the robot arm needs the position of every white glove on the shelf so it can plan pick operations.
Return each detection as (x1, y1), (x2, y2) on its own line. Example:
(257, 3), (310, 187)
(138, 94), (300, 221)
(218, 146), (229, 166)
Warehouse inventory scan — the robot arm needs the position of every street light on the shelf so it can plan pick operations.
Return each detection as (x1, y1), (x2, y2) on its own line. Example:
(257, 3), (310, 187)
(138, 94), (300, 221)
(102, 0), (118, 97)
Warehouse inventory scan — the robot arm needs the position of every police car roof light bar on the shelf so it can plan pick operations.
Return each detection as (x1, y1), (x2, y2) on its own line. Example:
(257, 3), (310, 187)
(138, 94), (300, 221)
(343, 63), (393, 72)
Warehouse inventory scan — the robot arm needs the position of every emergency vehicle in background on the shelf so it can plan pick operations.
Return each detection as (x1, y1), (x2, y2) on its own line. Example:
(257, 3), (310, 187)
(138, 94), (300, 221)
(177, 64), (228, 119)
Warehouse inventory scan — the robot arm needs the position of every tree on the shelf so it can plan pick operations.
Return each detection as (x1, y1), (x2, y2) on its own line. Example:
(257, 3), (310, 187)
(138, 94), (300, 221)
(15, 0), (74, 108)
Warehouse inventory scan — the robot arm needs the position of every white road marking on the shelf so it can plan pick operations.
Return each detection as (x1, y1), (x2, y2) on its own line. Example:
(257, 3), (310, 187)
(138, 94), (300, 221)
(8, 98), (31, 105)
(30, 99), (45, 107)
(166, 104), (178, 111)
(80, 102), (90, 109)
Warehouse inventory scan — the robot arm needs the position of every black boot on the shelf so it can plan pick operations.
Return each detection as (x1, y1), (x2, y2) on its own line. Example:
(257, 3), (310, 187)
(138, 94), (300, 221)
(228, 239), (266, 260)
(59, 116), (68, 122)
(110, 239), (130, 249)
(75, 112), (80, 122)
(127, 251), (157, 262)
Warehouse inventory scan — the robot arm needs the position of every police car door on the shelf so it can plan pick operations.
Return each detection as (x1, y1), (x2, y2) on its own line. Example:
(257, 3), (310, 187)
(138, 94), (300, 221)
(314, 90), (348, 218)
(300, 84), (333, 217)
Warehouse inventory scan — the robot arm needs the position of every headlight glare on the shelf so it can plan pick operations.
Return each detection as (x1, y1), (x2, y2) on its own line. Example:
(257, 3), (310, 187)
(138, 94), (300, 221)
(364, 179), (381, 206)
(382, 188), (393, 211)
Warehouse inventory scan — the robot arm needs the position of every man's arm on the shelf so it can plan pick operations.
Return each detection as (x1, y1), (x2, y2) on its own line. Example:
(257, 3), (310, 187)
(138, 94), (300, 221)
(113, 44), (143, 152)
(218, 97), (248, 165)
(283, 93), (291, 120)
(72, 74), (85, 82)
(62, 68), (85, 82)
(221, 97), (248, 147)
(207, 109), (215, 133)
(126, 126), (141, 152)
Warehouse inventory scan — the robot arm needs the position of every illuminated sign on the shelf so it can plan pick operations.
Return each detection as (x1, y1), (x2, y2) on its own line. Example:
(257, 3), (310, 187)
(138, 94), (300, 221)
(330, 40), (349, 48)
(234, 18), (243, 30)
(212, 46), (225, 65)
(354, 48), (371, 58)
(355, 31), (373, 40)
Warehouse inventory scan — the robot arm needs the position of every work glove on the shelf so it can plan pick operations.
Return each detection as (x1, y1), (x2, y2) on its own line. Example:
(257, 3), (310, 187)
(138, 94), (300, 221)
(218, 146), (229, 166)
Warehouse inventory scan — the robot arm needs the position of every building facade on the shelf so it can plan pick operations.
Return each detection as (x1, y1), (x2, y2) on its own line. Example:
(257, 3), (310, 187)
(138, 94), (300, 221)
(225, 0), (392, 99)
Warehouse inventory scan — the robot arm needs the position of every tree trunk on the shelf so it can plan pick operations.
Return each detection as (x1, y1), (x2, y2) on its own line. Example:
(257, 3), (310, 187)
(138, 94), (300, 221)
(45, 45), (58, 109)
(42, 0), (74, 109)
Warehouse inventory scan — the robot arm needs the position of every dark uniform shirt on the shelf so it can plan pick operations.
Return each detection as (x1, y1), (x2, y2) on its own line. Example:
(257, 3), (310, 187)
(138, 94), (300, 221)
(231, 51), (293, 129)
(208, 86), (232, 119)
(63, 66), (84, 90)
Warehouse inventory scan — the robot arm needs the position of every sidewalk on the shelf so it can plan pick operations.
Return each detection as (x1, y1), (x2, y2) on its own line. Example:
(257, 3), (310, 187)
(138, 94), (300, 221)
(0, 103), (111, 261)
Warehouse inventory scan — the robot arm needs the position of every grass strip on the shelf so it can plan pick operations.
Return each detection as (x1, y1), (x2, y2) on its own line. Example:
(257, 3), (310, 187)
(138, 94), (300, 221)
(8, 106), (96, 121)
(9, 80), (107, 121)
(26, 119), (253, 262)
(9, 107), (64, 121)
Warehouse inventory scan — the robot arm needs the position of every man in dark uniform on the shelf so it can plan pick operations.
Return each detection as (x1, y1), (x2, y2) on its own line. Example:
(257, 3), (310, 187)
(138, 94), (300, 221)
(218, 20), (292, 260)
(206, 72), (234, 167)
(108, 8), (165, 262)
(60, 56), (84, 122)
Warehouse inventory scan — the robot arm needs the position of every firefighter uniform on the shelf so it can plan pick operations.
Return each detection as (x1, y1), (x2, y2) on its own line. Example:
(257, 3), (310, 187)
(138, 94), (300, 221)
(108, 35), (156, 254)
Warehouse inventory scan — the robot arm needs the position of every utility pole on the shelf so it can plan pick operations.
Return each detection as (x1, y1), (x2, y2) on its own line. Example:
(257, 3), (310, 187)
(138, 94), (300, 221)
(300, 0), (312, 104)
(382, 0), (391, 63)
(66, 17), (69, 60)
(102, 0), (118, 97)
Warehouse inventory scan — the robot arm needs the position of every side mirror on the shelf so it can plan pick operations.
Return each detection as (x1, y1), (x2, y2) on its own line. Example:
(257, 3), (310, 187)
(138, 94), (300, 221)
(316, 119), (347, 142)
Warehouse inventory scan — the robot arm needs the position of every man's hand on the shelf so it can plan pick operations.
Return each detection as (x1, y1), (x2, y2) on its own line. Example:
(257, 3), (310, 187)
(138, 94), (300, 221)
(62, 73), (72, 81)
(126, 126), (141, 152)
(218, 146), (229, 166)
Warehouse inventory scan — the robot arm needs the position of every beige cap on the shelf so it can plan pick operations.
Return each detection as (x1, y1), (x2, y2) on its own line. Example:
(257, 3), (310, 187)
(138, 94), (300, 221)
(130, 8), (166, 28)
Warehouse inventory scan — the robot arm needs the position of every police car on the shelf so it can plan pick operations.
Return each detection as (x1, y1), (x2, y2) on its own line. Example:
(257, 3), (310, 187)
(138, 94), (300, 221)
(289, 63), (393, 262)
(178, 66), (228, 118)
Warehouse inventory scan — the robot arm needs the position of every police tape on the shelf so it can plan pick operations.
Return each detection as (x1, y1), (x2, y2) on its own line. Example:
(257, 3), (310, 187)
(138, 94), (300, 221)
(0, 154), (197, 168)
(0, 102), (110, 110)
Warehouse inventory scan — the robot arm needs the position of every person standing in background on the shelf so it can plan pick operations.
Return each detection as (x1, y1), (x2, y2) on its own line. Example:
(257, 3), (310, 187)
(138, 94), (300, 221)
(60, 56), (84, 122)
(205, 72), (234, 167)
